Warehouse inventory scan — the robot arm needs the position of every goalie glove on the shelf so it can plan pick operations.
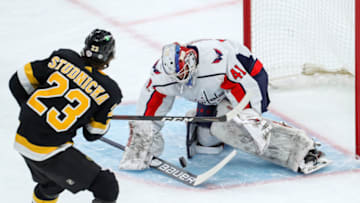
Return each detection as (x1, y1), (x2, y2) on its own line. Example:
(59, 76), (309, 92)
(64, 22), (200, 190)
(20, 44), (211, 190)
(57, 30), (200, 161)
(119, 121), (164, 170)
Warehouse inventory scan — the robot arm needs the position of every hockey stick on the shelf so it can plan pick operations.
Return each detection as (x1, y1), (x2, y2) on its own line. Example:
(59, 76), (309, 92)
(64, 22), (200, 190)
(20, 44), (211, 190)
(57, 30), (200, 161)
(99, 136), (237, 186)
(112, 93), (250, 122)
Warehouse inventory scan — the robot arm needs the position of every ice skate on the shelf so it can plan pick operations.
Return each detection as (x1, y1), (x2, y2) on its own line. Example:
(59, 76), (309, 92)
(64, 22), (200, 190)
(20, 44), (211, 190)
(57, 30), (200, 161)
(298, 149), (331, 174)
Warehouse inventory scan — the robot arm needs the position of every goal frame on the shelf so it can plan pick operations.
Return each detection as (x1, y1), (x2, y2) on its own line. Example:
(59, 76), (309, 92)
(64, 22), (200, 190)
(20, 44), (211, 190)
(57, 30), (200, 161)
(243, 0), (360, 157)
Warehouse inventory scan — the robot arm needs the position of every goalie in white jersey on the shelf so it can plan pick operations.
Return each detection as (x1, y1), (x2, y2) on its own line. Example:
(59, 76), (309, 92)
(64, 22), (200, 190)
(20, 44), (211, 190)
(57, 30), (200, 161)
(119, 39), (330, 174)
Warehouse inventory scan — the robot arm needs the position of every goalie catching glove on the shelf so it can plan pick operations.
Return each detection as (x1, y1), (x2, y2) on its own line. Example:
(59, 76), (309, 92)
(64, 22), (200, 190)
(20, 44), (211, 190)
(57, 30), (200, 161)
(119, 121), (164, 170)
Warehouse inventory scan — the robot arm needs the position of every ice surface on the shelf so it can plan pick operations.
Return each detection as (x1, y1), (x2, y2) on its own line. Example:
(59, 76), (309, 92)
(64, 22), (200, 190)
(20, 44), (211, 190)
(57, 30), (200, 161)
(1, 0), (359, 202)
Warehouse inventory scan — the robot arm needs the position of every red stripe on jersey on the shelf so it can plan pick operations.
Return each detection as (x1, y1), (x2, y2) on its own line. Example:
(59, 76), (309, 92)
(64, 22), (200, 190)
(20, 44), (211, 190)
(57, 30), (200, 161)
(146, 79), (152, 89)
(250, 60), (263, 76)
(144, 91), (166, 116)
(220, 75), (250, 109)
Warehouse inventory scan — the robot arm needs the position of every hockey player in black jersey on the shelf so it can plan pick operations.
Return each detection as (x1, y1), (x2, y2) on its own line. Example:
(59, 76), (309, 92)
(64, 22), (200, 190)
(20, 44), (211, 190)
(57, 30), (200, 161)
(9, 29), (122, 203)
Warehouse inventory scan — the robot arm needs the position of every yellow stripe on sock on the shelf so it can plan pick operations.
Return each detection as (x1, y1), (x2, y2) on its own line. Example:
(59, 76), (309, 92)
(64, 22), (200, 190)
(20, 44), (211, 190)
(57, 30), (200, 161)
(33, 192), (59, 203)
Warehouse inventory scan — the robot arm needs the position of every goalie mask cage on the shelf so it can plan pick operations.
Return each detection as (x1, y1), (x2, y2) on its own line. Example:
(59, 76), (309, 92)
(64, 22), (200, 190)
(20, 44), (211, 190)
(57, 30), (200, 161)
(243, 0), (360, 157)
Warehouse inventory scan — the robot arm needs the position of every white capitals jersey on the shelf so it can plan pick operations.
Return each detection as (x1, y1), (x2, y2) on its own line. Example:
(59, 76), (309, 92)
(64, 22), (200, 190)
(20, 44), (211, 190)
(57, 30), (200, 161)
(136, 39), (269, 131)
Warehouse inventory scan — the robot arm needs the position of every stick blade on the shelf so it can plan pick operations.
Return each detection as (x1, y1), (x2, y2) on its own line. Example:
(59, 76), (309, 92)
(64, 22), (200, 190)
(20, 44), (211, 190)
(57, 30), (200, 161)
(193, 149), (237, 186)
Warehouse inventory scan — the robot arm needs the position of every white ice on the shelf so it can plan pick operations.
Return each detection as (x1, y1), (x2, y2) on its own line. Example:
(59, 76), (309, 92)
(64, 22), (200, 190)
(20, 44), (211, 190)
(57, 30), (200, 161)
(0, 0), (359, 202)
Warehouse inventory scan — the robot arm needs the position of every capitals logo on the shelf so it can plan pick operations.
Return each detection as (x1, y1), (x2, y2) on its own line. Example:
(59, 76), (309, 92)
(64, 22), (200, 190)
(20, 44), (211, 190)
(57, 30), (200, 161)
(152, 60), (161, 74)
(212, 48), (223, 64)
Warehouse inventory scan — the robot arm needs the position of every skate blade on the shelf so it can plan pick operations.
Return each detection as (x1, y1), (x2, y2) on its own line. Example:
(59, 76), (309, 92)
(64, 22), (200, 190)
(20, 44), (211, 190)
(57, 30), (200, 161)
(301, 159), (332, 174)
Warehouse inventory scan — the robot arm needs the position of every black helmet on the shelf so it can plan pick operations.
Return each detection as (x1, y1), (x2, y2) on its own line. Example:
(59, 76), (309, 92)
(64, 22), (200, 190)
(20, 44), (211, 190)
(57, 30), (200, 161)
(82, 29), (115, 69)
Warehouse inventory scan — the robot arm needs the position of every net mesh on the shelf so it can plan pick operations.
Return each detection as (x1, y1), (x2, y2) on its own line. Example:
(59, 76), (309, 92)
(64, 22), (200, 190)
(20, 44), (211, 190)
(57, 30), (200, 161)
(250, 0), (355, 83)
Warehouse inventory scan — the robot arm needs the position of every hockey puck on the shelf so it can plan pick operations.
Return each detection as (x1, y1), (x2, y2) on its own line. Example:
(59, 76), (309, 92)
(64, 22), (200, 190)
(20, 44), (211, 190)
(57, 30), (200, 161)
(179, 156), (187, 168)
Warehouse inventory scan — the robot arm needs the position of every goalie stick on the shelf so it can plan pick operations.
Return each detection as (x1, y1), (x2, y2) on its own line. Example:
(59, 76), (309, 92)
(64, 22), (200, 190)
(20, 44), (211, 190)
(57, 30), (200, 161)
(99, 136), (237, 186)
(112, 93), (251, 122)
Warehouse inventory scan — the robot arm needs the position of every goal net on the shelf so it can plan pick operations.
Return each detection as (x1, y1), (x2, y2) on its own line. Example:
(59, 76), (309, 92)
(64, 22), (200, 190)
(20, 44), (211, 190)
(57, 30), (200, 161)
(243, 0), (355, 89)
(243, 0), (359, 156)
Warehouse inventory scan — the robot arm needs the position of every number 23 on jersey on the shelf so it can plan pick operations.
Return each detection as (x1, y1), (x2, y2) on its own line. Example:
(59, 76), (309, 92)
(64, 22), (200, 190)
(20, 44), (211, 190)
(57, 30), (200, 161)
(27, 72), (90, 132)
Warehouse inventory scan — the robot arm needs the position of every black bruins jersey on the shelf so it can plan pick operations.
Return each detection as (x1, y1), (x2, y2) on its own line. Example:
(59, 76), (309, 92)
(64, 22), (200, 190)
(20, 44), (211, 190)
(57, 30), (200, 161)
(9, 49), (122, 161)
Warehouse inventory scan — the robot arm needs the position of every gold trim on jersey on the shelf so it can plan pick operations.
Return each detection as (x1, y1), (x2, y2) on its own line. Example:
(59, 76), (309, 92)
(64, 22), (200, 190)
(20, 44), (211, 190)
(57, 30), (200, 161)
(33, 192), (59, 203)
(85, 118), (110, 135)
(98, 69), (107, 76)
(16, 134), (58, 154)
(16, 63), (40, 94)
(84, 103), (117, 135)
(24, 63), (39, 86)
(84, 66), (92, 73)
(14, 134), (73, 161)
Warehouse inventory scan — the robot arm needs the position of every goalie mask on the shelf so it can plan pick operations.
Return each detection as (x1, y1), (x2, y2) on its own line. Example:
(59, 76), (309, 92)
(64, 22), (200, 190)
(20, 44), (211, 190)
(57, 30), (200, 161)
(161, 43), (198, 85)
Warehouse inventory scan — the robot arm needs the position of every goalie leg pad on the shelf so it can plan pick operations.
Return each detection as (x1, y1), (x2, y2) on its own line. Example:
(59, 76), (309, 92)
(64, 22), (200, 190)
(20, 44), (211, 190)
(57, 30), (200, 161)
(211, 100), (272, 154)
(150, 131), (164, 157)
(119, 121), (158, 170)
(211, 119), (260, 154)
(211, 100), (326, 172)
(211, 120), (317, 172)
(261, 122), (316, 172)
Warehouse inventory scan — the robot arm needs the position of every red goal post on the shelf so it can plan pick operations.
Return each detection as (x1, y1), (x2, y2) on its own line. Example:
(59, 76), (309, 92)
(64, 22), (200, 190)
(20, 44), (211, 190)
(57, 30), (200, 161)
(243, 0), (359, 157)
(356, 0), (360, 158)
